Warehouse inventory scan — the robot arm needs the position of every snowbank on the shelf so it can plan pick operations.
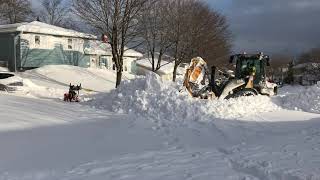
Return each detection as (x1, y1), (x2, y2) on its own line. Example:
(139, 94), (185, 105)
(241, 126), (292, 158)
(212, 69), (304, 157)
(0, 67), (9, 72)
(27, 65), (117, 92)
(21, 78), (66, 99)
(10, 65), (131, 99)
(86, 73), (280, 122)
(0, 74), (22, 85)
(279, 84), (320, 113)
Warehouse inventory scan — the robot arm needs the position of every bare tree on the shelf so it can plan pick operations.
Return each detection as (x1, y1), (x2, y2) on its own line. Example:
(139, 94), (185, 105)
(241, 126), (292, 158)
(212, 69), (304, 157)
(186, 2), (231, 68)
(39, 0), (70, 26)
(139, 0), (173, 72)
(166, 0), (192, 81)
(167, 0), (231, 81)
(73, 0), (147, 88)
(0, 0), (33, 24)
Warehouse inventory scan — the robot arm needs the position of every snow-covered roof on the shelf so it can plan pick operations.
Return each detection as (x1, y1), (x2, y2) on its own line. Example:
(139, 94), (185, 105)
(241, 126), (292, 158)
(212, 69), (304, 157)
(84, 40), (143, 57)
(0, 21), (96, 39)
(124, 48), (143, 58)
(84, 41), (112, 56)
(293, 62), (320, 69)
(135, 58), (175, 75)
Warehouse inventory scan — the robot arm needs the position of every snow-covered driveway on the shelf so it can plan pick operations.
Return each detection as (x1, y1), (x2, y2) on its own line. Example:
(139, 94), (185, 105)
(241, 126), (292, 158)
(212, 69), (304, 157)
(1, 94), (320, 180)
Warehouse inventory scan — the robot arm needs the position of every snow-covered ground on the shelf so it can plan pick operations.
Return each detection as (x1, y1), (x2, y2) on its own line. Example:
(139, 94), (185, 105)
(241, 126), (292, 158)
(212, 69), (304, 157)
(17, 65), (117, 97)
(1, 65), (320, 180)
(8, 65), (135, 99)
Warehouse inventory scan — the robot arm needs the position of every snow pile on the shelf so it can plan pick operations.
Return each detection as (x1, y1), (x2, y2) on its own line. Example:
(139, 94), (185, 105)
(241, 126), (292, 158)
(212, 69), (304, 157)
(279, 83), (320, 113)
(87, 73), (280, 122)
(0, 74), (22, 85)
(21, 79), (66, 99)
(0, 67), (9, 72)
(19, 65), (127, 93)
(5, 65), (131, 99)
(28, 65), (117, 92)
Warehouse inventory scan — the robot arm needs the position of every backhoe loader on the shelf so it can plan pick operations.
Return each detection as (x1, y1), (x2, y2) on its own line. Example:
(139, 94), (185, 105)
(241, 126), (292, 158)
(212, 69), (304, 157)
(183, 52), (277, 99)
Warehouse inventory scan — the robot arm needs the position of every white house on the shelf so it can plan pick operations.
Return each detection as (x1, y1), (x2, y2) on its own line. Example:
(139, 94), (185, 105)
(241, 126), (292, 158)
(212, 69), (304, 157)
(133, 56), (186, 81)
(0, 21), (143, 72)
(84, 41), (143, 73)
(292, 62), (320, 85)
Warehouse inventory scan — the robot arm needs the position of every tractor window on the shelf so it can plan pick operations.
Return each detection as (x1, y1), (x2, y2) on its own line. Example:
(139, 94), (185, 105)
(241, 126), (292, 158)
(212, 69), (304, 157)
(236, 58), (264, 84)
(237, 59), (256, 76)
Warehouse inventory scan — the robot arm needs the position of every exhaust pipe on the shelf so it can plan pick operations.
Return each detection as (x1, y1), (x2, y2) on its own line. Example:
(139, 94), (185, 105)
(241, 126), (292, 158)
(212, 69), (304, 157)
(210, 66), (219, 96)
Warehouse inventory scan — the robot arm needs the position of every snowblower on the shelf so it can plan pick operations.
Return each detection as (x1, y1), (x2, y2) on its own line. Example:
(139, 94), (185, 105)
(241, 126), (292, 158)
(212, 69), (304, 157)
(64, 83), (82, 102)
(182, 52), (277, 99)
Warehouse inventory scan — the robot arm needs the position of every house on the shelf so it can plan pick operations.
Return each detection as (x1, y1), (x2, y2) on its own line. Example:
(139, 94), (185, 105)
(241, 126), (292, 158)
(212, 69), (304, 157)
(133, 56), (186, 81)
(292, 62), (320, 85)
(0, 21), (95, 71)
(268, 67), (288, 83)
(0, 21), (143, 72)
(83, 40), (143, 73)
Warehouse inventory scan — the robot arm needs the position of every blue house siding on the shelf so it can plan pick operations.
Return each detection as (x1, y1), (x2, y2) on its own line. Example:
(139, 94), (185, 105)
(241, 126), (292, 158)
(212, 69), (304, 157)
(20, 47), (90, 69)
(0, 21), (109, 71)
(19, 38), (90, 69)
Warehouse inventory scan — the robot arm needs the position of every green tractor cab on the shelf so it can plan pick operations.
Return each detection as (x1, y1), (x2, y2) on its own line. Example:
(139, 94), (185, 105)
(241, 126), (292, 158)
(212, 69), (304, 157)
(230, 53), (270, 84)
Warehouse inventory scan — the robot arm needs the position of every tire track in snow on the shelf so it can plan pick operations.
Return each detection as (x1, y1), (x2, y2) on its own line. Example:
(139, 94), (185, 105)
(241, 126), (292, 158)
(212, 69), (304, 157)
(61, 149), (246, 180)
(217, 145), (320, 180)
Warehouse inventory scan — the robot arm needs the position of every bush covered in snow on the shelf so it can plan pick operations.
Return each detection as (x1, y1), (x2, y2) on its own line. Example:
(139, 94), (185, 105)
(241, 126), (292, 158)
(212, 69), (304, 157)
(86, 73), (280, 122)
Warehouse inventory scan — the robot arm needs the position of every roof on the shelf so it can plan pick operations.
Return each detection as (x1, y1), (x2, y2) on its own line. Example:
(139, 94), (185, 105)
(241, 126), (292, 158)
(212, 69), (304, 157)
(0, 21), (96, 39)
(124, 48), (143, 58)
(135, 57), (175, 75)
(84, 41), (112, 56)
(84, 41), (143, 57)
(293, 62), (320, 69)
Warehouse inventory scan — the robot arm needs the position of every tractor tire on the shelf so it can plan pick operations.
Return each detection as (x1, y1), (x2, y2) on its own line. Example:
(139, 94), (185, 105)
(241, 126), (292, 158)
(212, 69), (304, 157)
(225, 88), (258, 99)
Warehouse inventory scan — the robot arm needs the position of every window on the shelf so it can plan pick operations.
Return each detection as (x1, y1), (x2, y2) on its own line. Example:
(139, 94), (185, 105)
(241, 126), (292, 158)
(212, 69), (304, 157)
(68, 39), (72, 49)
(99, 57), (107, 67)
(35, 35), (40, 45)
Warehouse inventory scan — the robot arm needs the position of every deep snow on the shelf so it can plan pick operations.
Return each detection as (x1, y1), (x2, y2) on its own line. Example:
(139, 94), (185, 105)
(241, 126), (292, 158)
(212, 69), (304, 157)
(11, 65), (135, 99)
(86, 73), (308, 122)
(1, 65), (320, 180)
(279, 83), (320, 113)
